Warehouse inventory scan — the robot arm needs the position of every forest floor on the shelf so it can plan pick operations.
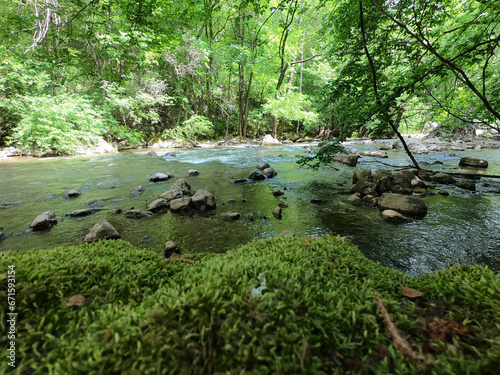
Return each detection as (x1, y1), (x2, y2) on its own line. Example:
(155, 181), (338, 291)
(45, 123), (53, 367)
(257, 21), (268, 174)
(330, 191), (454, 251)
(2, 236), (499, 374)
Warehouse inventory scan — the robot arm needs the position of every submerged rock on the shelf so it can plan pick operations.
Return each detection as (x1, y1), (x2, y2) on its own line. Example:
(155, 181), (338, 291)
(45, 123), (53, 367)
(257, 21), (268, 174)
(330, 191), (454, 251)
(83, 220), (121, 242)
(221, 212), (240, 221)
(247, 171), (266, 181)
(455, 180), (476, 191)
(125, 209), (153, 219)
(187, 169), (200, 177)
(30, 211), (58, 231)
(332, 154), (359, 167)
(130, 186), (146, 196)
(381, 209), (411, 224)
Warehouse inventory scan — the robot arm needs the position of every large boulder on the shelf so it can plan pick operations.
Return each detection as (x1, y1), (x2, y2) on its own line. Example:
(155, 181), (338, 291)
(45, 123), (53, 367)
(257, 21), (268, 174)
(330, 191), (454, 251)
(261, 134), (281, 146)
(30, 211), (57, 231)
(169, 196), (193, 212)
(83, 220), (121, 242)
(160, 178), (192, 201)
(378, 193), (428, 219)
(459, 157), (488, 169)
(191, 190), (216, 211)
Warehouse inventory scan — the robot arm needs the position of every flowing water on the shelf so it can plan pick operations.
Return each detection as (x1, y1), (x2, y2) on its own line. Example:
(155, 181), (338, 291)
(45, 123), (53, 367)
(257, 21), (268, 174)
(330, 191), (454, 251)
(1, 141), (499, 276)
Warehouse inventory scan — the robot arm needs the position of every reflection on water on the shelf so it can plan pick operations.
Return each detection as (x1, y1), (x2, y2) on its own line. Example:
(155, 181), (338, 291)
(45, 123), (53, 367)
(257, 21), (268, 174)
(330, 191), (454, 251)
(1, 142), (499, 276)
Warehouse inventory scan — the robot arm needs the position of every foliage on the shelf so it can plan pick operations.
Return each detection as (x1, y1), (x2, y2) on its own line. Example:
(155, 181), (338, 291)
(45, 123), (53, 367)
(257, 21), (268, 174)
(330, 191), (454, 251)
(1, 236), (499, 374)
(5, 94), (108, 155)
(262, 91), (320, 129)
(163, 114), (215, 144)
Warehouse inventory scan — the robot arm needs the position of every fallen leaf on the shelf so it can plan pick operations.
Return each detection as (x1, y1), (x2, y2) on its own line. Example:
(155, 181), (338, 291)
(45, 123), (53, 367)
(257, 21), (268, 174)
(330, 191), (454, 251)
(401, 287), (423, 298)
(101, 323), (114, 345)
(428, 317), (469, 343)
(66, 294), (86, 307)
(305, 238), (312, 242)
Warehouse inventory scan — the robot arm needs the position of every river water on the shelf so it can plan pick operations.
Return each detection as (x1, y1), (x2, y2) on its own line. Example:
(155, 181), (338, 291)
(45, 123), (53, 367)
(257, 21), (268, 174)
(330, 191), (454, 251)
(1, 141), (499, 276)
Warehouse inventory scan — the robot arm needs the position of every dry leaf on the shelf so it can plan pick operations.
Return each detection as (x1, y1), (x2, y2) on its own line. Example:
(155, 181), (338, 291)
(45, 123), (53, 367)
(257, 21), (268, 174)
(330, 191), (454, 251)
(428, 317), (469, 343)
(66, 294), (86, 307)
(101, 323), (114, 345)
(401, 287), (423, 299)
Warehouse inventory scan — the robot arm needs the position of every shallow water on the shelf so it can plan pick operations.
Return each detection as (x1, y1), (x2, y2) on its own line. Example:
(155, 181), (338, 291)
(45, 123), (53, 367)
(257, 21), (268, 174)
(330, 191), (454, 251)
(1, 142), (499, 276)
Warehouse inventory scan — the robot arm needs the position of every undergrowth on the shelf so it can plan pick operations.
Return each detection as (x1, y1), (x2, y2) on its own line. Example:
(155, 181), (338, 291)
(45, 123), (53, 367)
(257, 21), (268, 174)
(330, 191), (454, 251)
(0, 236), (499, 374)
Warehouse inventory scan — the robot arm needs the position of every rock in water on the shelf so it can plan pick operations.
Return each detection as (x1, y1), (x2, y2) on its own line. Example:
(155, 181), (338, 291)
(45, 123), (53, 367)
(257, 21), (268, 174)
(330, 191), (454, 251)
(381, 210), (411, 224)
(191, 190), (216, 211)
(63, 189), (80, 198)
(378, 193), (428, 219)
(273, 207), (282, 219)
(220, 212), (240, 221)
(30, 211), (58, 231)
(83, 220), (121, 242)
(187, 169), (200, 176)
(149, 172), (174, 182)
(261, 134), (281, 146)
(147, 198), (170, 212)
(256, 162), (270, 171)
(459, 157), (488, 169)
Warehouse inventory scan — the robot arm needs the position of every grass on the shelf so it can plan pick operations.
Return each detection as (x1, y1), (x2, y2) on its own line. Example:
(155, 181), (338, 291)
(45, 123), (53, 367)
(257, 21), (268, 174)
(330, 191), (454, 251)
(1, 236), (499, 374)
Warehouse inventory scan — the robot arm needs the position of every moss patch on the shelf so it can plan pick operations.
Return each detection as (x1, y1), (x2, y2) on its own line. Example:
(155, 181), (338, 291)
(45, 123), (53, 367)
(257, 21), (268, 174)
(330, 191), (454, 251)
(1, 236), (499, 374)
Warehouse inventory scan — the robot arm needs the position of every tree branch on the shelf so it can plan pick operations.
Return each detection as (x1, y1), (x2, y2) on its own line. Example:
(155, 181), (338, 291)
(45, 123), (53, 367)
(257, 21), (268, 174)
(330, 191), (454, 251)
(290, 53), (322, 65)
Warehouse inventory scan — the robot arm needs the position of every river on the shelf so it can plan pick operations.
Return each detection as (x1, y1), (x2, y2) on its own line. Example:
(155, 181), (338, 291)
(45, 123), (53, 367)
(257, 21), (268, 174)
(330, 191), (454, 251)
(1, 141), (499, 276)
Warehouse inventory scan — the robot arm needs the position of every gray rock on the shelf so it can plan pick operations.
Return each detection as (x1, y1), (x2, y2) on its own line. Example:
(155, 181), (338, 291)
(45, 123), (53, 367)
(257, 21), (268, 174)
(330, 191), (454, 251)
(187, 169), (200, 176)
(247, 171), (266, 181)
(430, 172), (456, 185)
(438, 190), (450, 196)
(261, 134), (281, 146)
(148, 151), (159, 157)
(63, 189), (80, 199)
(147, 198), (169, 212)
(378, 193), (428, 219)
(30, 211), (58, 231)
(169, 196), (193, 212)
(83, 220), (121, 242)
(149, 172), (174, 182)
(262, 167), (278, 178)
(160, 178), (192, 201)
(221, 212), (240, 221)
(256, 162), (270, 171)
(234, 179), (247, 184)
(142, 236), (156, 244)
(164, 241), (181, 258)
(245, 213), (254, 221)
(273, 207), (282, 219)
(347, 194), (362, 206)
(459, 157), (488, 169)
(130, 186), (146, 196)
(125, 209), (153, 219)
(353, 168), (373, 184)
(350, 180), (377, 196)
(191, 189), (216, 211)
(381, 209), (411, 224)
(455, 180), (476, 191)
(332, 154), (359, 167)
(69, 208), (101, 217)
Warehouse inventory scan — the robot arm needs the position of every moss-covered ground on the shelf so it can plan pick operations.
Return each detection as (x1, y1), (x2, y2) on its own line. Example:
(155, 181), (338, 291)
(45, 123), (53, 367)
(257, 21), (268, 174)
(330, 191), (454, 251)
(1, 236), (499, 374)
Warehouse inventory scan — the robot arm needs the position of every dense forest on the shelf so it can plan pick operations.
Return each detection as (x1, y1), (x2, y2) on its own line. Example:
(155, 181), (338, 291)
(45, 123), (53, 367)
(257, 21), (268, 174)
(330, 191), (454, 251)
(1, 0), (500, 156)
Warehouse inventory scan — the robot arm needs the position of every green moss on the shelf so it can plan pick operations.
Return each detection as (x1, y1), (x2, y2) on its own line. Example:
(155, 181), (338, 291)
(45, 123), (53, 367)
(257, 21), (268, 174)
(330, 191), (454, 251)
(1, 237), (499, 374)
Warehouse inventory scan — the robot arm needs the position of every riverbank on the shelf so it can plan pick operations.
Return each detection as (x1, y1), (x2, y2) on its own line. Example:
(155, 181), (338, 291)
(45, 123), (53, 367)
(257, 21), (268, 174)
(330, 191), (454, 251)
(2, 132), (500, 160)
(1, 235), (499, 374)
